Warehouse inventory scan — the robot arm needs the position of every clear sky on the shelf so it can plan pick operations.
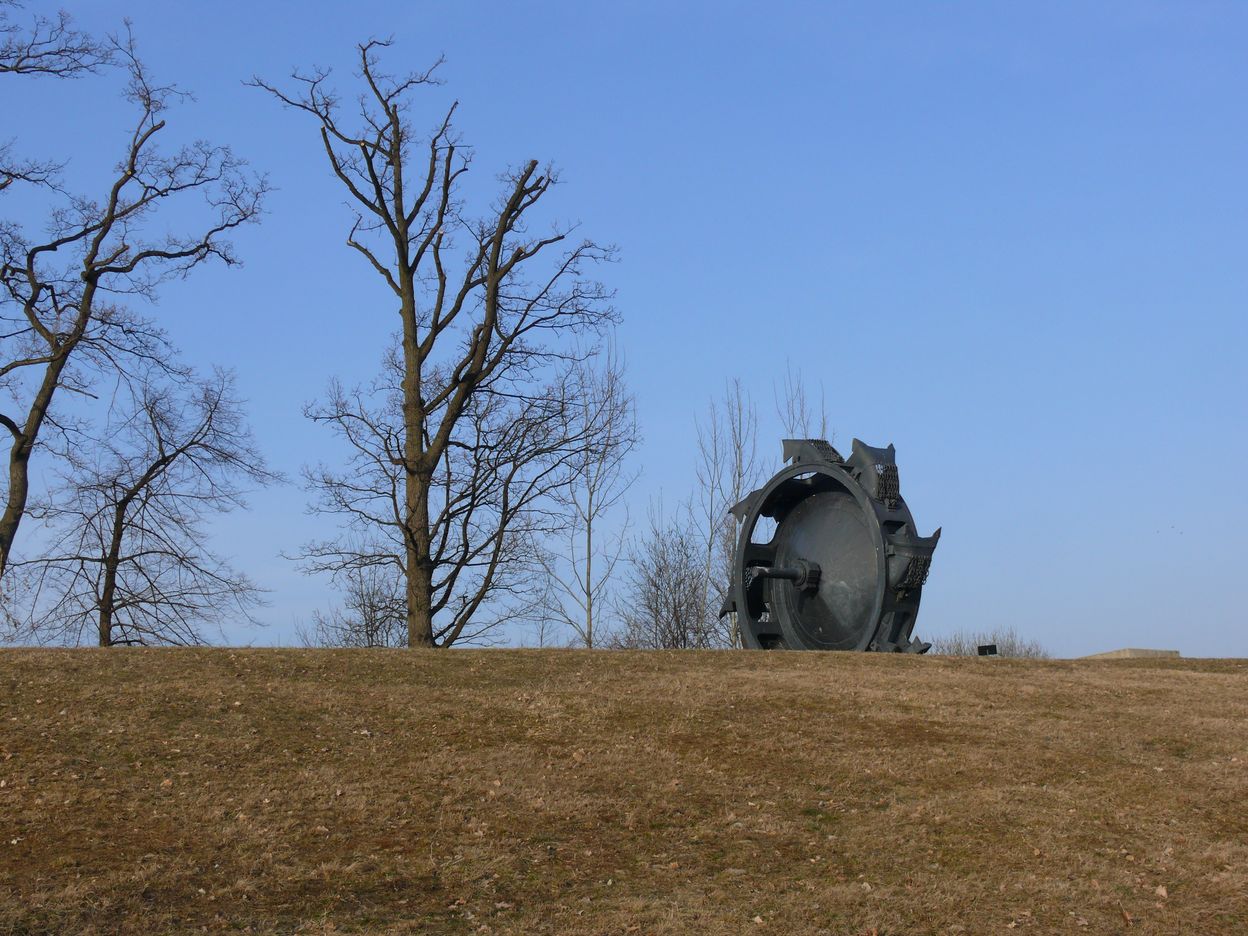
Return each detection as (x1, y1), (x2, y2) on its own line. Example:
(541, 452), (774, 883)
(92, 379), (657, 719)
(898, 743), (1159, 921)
(9, 1), (1247, 655)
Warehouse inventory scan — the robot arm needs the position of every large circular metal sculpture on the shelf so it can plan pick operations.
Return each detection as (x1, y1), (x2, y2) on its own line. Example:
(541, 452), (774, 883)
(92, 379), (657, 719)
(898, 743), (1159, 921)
(722, 438), (940, 652)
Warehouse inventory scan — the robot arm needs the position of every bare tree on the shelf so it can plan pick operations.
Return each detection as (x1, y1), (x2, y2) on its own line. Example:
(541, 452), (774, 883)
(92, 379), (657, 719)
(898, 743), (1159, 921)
(681, 368), (832, 648)
(254, 41), (616, 647)
(294, 339), (617, 647)
(539, 346), (638, 648)
(1, 4), (112, 197)
(773, 360), (829, 440)
(0, 30), (266, 577)
(694, 378), (761, 646)
(8, 368), (277, 646)
(614, 501), (721, 650)
(298, 561), (407, 648)
(0, 3), (111, 78)
(529, 612), (570, 649)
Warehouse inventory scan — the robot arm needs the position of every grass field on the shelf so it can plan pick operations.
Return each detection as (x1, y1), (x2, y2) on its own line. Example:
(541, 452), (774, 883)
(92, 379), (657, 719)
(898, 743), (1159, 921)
(1, 649), (1245, 934)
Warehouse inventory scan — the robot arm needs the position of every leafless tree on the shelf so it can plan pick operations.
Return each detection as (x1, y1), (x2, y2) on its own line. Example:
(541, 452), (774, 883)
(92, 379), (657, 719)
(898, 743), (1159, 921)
(297, 561), (407, 648)
(773, 360), (829, 439)
(8, 368), (277, 646)
(528, 612), (571, 649)
(613, 501), (719, 650)
(683, 368), (832, 647)
(254, 41), (617, 647)
(1, 4), (112, 196)
(694, 378), (761, 646)
(0, 3), (111, 78)
(539, 346), (638, 648)
(294, 338), (618, 647)
(0, 29), (266, 577)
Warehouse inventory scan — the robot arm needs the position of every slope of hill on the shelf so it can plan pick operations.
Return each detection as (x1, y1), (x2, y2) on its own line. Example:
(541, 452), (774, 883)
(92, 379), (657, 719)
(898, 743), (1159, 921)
(1, 649), (1245, 934)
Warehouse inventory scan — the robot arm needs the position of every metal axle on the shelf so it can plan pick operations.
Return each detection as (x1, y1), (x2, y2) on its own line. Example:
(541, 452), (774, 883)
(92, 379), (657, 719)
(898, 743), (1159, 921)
(744, 559), (821, 592)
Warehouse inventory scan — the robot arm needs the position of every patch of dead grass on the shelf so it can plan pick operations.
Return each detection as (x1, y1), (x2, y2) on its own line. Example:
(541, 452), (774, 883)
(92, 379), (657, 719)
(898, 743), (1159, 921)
(1, 649), (1245, 934)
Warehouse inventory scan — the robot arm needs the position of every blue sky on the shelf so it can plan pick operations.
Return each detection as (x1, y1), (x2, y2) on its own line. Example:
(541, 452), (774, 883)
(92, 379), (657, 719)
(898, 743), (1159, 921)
(9, 1), (1246, 655)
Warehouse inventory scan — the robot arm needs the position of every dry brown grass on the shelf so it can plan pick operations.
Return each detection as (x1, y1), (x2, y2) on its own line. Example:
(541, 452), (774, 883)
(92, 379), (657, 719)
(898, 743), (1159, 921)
(1, 649), (1245, 935)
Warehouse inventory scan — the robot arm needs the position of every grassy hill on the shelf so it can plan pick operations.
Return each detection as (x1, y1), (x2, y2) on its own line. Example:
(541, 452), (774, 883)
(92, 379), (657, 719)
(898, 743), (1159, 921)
(2, 649), (1245, 934)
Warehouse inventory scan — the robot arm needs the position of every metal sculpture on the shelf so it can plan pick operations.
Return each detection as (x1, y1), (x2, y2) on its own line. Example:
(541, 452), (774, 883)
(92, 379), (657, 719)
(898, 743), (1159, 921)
(722, 438), (940, 652)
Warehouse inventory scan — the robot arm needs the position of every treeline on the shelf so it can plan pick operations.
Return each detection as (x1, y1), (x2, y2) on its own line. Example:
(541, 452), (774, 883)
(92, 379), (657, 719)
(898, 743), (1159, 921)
(0, 7), (782, 650)
(1, 8), (1043, 656)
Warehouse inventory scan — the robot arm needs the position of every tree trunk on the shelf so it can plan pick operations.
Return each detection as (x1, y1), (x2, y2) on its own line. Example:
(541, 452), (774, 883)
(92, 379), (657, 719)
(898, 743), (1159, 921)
(398, 252), (436, 647)
(97, 575), (116, 646)
(406, 533), (435, 647)
(0, 350), (70, 578)
(402, 370), (436, 646)
(404, 466), (435, 647)
(584, 510), (594, 649)
(0, 433), (33, 579)
(96, 503), (128, 646)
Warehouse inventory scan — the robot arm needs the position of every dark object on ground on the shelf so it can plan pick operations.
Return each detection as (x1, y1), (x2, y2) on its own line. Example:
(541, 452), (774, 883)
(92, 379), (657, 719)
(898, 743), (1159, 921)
(978, 644), (998, 656)
(723, 438), (940, 651)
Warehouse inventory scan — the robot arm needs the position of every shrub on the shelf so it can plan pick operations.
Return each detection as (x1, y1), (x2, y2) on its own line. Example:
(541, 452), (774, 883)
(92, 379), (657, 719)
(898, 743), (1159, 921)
(928, 626), (1049, 658)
